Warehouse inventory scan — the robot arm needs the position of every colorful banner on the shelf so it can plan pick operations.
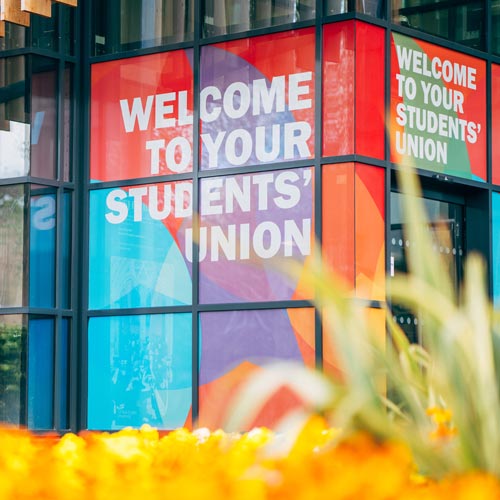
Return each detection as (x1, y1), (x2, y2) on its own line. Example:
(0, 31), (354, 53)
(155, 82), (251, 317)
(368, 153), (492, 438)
(200, 28), (315, 170)
(493, 193), (500, 307)
(29, 192), (56, 308)
(90, 49), (194, 182)
(88, 314), (192, 430)
(323, 21), (384, 159)
(198, 308), (315, 429)
(198, 167), (314, 303)
(89, 181), (192, 309)
(391, 33), (486, 181)
(322, 163), (385, 301)
(492, 64), (500, 185)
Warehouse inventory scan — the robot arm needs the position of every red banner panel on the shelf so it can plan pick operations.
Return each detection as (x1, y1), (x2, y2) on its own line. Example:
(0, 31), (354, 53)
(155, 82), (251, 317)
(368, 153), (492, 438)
(355, 22), (385, 159)
(323, 21), (355, 157)
(91, 49), (194, 182)
(492, 64), (500, 185)
(323, 21), (385, 160)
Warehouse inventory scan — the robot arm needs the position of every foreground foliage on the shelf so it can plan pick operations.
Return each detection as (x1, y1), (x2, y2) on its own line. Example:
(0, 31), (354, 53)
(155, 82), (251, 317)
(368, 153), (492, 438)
(1, 420), (500, 500)
(228, 166), (500, 480)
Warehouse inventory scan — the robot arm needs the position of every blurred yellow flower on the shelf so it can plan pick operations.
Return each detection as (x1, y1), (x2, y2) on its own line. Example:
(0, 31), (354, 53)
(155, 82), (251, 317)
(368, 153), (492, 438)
(0, 424), (499, 499)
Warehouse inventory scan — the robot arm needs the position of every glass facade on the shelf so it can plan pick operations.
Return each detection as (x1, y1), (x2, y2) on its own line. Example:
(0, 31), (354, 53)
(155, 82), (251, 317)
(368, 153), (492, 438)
(1, 0), (500, 432)
(0, 3), (75, 430)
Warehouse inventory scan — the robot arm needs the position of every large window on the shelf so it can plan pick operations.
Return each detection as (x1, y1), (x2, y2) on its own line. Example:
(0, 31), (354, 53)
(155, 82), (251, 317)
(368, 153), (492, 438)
(0, 27), (74, 431)
(202, 0), (315, 36)
(392, 0), (485, 50)
(92, 0), (194, 55)
(325, 0), (385, 17)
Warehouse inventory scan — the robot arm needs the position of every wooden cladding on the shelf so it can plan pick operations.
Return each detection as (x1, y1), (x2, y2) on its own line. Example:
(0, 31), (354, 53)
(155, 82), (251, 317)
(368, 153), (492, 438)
(54, 0), (77, 6)
(21, 0), (51, 17)
(1, 0), (30, 26)
(0, 0), (77, 33)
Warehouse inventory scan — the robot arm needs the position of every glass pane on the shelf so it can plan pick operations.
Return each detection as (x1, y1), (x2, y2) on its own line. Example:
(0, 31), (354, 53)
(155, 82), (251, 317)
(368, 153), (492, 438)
(202, 0), (315, 36)
(322, 21), (355, 157)
(88, 313), (192, 430)
(89, 182), (192, 309)
(200, 29), (315, 171)
(390, 191), (464, 342)
(322, 163), (385, 300)
(0, 23), (26, 51)
(0, 185), (26, 308)
(60, 5), (75, 55)
(325, 0), (385, 16)
(62, 192), (72, 309)
(30, 57), (57, 180)
(58, 318), (70, 429)
(390, 33), (486, 182)
(392, 0), (484, 50)
(0, 315), (26, 426)
(494, 64), (500, 185)
(199, 168), (314, 304)
(28, 318), (54, 429)
(90, 49), (193, 182)
(199, 308), (315, 430)
(62, 66), (72, 182)
(30, 4), (57, 51)
(29, 187), (57, 308)
(92, 0), (194, 56)
(0, 56), (29, 179)
(493, 193), (500, 307)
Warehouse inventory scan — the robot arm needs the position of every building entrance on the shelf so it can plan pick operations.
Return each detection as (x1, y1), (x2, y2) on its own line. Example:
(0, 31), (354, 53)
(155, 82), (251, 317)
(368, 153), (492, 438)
(390, 191), (465, 343)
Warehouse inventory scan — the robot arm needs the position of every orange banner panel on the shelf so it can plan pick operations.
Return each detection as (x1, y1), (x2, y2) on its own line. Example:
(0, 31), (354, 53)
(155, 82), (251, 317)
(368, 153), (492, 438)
(322, 163), (355, 289)
(355, 164), (385, 301)
(0, 20), (4, 36)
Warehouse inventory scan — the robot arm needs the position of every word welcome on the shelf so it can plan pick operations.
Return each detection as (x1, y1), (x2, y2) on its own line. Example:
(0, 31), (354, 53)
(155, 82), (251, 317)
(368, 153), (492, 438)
(119, 72), (313, 172)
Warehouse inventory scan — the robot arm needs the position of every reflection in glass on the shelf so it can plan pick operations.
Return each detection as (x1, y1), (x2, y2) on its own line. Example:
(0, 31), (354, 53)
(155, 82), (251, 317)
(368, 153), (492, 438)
(203, 0), (315, 36)
(392, 0), (484, 50)
(62, 192), (72, 309)
(0, 315), (26, 425)
(0, 56), (29, 179)
(0, 23), (26, 51)
(493, 1), (500, 55)
(0, 185), (26, 307)
(28, 318), (54, 429)
(390, 191), (464, 343)
(60, 6), (76, 56)
(59, 319), (70, 429)
(92, 0), (194, 55)
(30, 5), (57, 51)
(31, 58), (57, 179)
(325, 0), (384, 17)
(88, 314), (192, 430)
(63, 66), (73, 182)
(29, 188), (56, 308)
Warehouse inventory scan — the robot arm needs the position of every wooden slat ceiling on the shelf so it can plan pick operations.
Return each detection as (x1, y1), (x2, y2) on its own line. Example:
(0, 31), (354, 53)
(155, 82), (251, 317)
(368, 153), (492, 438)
(0, 0), (77, 31)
